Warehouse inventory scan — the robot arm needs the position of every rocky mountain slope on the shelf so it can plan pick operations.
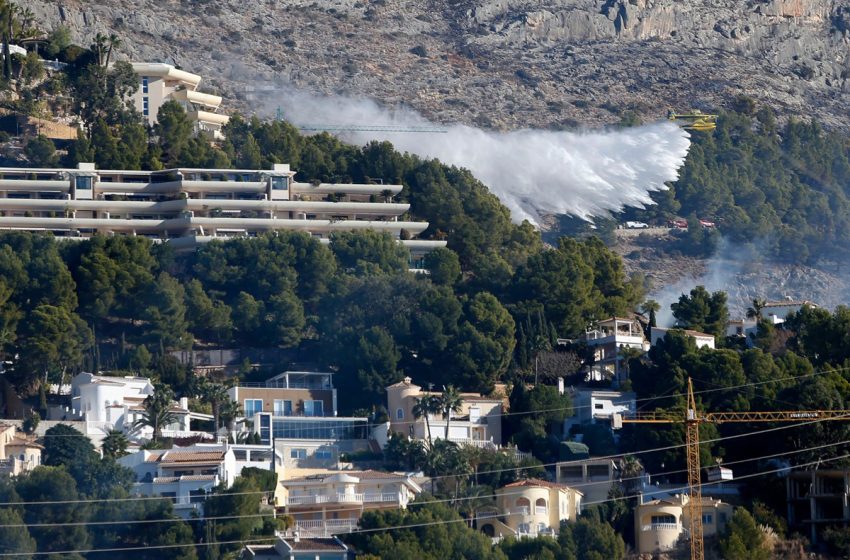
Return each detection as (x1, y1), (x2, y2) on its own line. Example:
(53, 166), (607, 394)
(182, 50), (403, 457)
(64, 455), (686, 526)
(25, 0), (850, 129)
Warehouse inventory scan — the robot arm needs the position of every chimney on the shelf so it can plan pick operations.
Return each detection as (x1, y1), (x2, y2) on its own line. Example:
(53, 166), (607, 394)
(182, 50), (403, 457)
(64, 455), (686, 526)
(179, 397), (188, 409)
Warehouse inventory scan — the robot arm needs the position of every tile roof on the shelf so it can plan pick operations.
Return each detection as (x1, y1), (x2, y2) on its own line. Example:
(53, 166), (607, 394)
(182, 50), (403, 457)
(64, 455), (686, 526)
(159, 450), (225, 463)
(6, 437), (44, 449)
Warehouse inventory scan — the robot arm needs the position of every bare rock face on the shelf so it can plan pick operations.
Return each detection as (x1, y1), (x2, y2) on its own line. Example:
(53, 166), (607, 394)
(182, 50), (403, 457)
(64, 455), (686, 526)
(22, 0), (850, 130)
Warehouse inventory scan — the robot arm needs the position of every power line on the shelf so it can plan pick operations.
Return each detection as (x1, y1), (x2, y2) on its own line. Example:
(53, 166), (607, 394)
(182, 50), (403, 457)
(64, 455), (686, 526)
(7, 435), (850, 530)
(5, 410), (848, 511)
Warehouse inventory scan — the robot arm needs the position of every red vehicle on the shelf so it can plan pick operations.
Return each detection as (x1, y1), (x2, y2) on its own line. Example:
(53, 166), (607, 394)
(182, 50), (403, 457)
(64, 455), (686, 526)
(699, 219), (716, 228)
(667, 219), (688, 229)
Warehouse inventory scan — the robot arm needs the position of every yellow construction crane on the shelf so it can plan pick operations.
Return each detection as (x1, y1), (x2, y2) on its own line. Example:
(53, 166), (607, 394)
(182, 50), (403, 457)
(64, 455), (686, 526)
(615, 378), (850, 560)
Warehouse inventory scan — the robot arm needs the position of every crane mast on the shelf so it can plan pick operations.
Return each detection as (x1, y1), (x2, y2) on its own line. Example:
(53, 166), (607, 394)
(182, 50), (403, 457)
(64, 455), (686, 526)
(617, 378), (850, 560)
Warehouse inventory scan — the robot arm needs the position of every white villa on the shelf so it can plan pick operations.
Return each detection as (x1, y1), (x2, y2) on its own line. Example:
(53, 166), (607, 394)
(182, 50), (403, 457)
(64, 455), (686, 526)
(70, 372), (210, 443)
(650, 327), (716, 350)
(130, 62), (229, 140)
(279, 469), (423, 537)
(118, 444), (238, 517)
(0, 163), (445, 262)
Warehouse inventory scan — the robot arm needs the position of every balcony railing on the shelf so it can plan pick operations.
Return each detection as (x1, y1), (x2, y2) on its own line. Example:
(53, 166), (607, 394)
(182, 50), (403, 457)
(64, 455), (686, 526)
(510, 507), (530, 516)
(287, 492), (400, 506)
(642, 523), (681, 532)
(535, 506), (548, 515)
(292, 519), (359, 537)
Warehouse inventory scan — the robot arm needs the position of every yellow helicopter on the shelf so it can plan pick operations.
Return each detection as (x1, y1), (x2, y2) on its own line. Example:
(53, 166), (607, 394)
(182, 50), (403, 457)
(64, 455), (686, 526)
(667, 110), (717, 132)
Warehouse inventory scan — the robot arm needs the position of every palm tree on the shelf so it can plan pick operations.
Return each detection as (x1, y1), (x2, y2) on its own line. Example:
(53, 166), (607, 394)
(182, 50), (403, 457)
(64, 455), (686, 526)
(197, 380), (230, 432)
(440, 385), (464, 443)
(102, 429), (129, 459)
(0, 1), (16, 80)
(133, 384), (178, 443)
(412, 394), (442, 447)
(91, 32), (108, 67)
(104, 33), (121, 69)
(619, 455), (644, 493)
(218, 399), (242, 435)
(746, 298), (767, 321)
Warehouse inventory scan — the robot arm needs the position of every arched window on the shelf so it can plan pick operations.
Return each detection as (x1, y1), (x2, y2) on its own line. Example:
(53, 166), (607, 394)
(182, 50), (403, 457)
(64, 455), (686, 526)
(396, 408), (404, 420)
(516, 497), (531, 512)
(535, 497), (547, 514)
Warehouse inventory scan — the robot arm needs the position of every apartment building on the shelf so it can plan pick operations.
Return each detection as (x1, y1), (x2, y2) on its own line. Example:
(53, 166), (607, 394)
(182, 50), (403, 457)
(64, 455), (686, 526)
(0, 424), (42, 476)
(0, 163), (445, 260)
(583, 317), (649, 384)
(119, 445), (238, 517)
(279, 470), (423, 537)
(386, 377), (503, 448)
(130, 62), (229, 139)
(477, 479), (582, 539)
(635, 493), (733, 555)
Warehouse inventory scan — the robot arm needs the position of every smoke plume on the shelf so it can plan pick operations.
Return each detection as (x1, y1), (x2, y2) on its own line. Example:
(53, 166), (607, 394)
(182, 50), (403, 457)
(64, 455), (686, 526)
(262, 87), (691, 225)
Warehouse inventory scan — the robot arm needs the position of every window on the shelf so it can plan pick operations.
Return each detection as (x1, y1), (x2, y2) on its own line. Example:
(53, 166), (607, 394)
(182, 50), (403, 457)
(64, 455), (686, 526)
(719, 512), (727, 524)
(304, 400), (324, 417)
(244, 399), (264, 418)
(142, 76), (149, 93)
(315, 449), (333, 460)
(274, 399), (293, 416)
(594, 403), (604, 410)
(143, 97), (149, 116)
(290, 448), (306, 459)
(651, 515), (676, 525)
(75, 176), (92, 190)
(396, 408), (404, 420)
(469, 407), (480, 423)
(702, 513), (713, 525)
(271, 176), (286, 190)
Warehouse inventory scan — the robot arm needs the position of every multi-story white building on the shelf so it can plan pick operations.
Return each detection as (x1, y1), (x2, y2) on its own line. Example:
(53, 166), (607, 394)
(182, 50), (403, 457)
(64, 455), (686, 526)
(129, 62), (229, 139)
(386, 377), (503, 448)
(119, 445), (238, 518)
(563, 388), (636, 434)
(0, 163), (445, 261)
(70, 372), (210, 443)
(583, 317), (650, 384)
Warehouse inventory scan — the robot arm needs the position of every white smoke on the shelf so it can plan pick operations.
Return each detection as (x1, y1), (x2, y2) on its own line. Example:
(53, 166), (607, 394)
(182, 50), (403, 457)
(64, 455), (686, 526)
(264, 87), (691, 225)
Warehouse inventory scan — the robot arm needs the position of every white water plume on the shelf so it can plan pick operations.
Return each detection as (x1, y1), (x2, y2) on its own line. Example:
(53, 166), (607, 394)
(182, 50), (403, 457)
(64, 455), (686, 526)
(267, 87), (691, 225)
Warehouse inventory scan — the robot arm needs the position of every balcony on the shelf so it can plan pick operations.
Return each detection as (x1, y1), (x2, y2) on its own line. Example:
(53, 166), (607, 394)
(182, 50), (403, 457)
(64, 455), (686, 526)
(286, 492), (401, 506)
(535, 506), (548, 515)
(642, 523), (681, 532)
(291, 519), (359, 537)
(510, 507), (530, 516)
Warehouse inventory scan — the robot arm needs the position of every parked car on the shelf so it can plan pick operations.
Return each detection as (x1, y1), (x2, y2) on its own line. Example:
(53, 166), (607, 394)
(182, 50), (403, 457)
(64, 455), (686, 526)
(667, 219), (688, 229)
(625, 221), (649, 229)
(699, 219), (716, 228)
